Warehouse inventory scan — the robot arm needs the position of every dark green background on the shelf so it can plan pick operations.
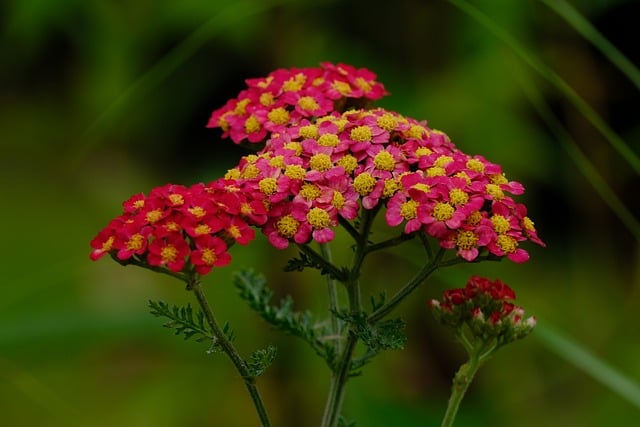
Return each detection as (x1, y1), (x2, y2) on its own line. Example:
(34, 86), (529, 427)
(2, 0), (639, 425)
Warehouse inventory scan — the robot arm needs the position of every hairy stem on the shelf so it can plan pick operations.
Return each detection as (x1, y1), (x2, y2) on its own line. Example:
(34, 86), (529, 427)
(188, 279), (271, 427)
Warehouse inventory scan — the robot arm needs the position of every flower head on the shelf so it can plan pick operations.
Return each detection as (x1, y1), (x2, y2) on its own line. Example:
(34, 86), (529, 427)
(429, 276), (536, 345)
(89, 178), (266, 277)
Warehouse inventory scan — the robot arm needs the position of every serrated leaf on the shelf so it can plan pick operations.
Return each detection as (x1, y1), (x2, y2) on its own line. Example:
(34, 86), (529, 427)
(148, 300), (213, 343)
(247, 345), (278, 377)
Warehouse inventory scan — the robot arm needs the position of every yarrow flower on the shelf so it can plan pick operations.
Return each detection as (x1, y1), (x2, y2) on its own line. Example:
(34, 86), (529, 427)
(89, 179), (267, 276)
(224, 107), (544, 262)
(207, 62), (388, 145)
(429, 276), (536, 344)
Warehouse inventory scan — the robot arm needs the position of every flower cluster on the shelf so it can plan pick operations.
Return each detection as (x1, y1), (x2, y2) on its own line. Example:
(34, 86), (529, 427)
(90, 180), (267, 276)
(207, 62), (387, 145)
(91, 62), (545, 276)
(226, 107), (544, 262)
(429, 276), (536, 343)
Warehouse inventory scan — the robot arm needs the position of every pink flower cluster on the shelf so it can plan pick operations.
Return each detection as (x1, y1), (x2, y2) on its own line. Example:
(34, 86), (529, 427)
(90, 181), (267, 275)
(429, 276), (536, 341)
(91, 62), (545, 277)
(227, 107), (544, 262)
(207, 62), (387, 144)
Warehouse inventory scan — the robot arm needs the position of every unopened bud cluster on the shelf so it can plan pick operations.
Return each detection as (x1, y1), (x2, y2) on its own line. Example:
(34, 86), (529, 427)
(429, 276), (536, 345)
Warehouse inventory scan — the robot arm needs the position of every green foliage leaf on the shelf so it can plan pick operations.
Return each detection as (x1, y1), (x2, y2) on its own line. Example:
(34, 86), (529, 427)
(335, 310), (406, 375)
(247, 345), (278, 377)
(234, 269), (336, 367)
(284, 251), (349, 281)
(148, 300), (213, 342)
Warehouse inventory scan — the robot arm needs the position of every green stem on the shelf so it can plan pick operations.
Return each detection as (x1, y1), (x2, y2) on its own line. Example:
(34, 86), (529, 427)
(441, 354), (482, 427)
(188, 279), (271, 427)
(297, 244), (348, 282)
(364, 233), (416, 254)
(320, 243), (343, 354)
(368, 248), (446, 323)
(321, 207), (378, 427)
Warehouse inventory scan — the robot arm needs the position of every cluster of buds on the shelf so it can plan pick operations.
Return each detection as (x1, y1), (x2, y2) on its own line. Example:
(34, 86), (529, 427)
(90, 180), (267, 276)
(429, 276), (536, 345)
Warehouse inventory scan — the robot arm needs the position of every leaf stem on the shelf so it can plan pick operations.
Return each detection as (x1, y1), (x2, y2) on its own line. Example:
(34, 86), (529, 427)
(188, 278), (272, 427)
(297, 244), (348, 282)
(368, 248), (446, 324)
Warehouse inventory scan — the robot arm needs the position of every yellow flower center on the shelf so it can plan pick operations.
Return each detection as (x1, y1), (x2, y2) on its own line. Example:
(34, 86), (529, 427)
(283, 74), (306, 92)
(449, 189), (469, 206)
(133, 200), (145, 209)
(299, 124), (319, 139)
(267, 107), (290, 125)
(353, 173), (376, 195)
(309, 153), (332, 171)
(126, 234), (145, 251)
(318, 134), (339, 147)
(383, 179), (400, 198)
(407, 125), (427, 139)
(189, 206), (206, 218)
(486, 183), (504, 200)
(350, 126), (372, 142)
(332, 191), (345, 209)
(456, 230), (478, 250)
(161, 245), (178, 263)
(466, 159), (485, 173)
(284, 165), (306, 179)
(434, 155), (453, 168)
(354, 77), (372, 92)
(244, 115), (261, 133)
(332, 80), (351, 95)
(260, 92), (275, 106)
(101, 236), (114, 252)
(415, 147), (432, 157)
(195, 224), (211, 235)
(284, 142), (303, 156)
(426, 166), (446, 177)
(277, 215), (299, 238)
(307, 207), (331, 229)
(523, 216), (536, 232)
(490, 174), (508, 185)
(376, 113), (398, 131)
(240, 203), (254, 216)
(298, 183), (322, 201)
(466, 211), (482, 226)
(259, 177), (278, 196)
(432, 202), (454, 221)
(146, 209), (163, 224)
(491, 215), (511, 234)
(233, 98), (250, 115)
(269, 155), (285, 169)
(298, 96), (320, 112)
(201, 248), (217, 265)
(241, 164), (260, 179)
(496, 235), (518, 253)
(227, 225), (242, 239)
(373, 151), (395, 171)
(336, 154), (358, 174)
(168, 194), (184, 206)
(400, 200), (419, 220)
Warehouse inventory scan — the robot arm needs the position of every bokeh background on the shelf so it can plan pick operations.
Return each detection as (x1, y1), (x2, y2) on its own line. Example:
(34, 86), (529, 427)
(1, 0), (639, 425)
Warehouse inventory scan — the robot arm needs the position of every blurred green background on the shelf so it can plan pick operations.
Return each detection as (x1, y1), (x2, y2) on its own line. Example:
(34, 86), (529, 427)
(2, 0), (639, 425)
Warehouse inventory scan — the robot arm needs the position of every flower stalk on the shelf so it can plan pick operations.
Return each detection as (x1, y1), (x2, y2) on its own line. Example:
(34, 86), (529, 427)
(188, 278), (272, 427)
